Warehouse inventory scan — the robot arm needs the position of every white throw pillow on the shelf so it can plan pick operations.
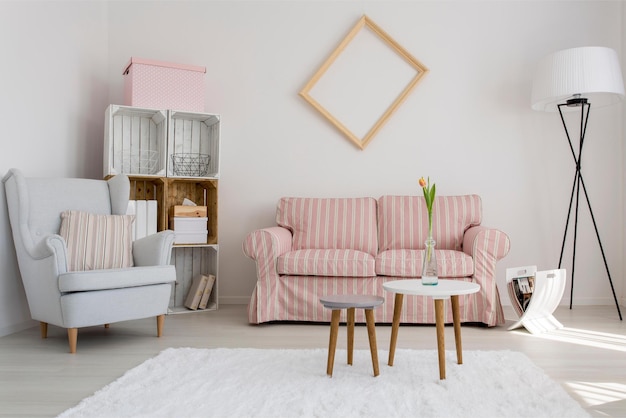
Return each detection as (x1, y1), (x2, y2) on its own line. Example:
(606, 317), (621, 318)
(59, 210), (134, 271)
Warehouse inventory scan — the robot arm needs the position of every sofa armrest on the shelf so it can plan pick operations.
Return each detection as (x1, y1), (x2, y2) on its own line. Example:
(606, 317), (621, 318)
(242, 226), (293, 285)
(463, 226), (510, 261)
(462, 225), (511, 326)
(133, 230), (175, 266)
(243, 226), (293, 324)
(44, 234), (69, 275)
(242, 226), (293, 265)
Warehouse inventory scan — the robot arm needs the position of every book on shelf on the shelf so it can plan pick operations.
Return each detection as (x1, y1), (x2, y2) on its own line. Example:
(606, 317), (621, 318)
(127, 200), (158, 240)
(126, 201), (136, 241)
(146, 200), (157, 236)
(184, 274), (209, 310)
(135, 200), (147, 240)
(198, 274), (216, 310)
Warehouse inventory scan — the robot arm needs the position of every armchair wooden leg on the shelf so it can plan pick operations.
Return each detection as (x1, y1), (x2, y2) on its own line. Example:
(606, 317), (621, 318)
(156, 315), (165, 337)
(67, 328), (78, 354)
(40, 322), (48, 339)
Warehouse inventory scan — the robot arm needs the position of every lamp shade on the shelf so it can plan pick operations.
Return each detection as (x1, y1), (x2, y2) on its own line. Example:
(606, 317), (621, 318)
(531, 46), (625, 112)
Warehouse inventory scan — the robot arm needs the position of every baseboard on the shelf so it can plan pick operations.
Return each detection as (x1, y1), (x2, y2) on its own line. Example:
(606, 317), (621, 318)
(503, 298), (625, 307)
(564, 297), (625, 306)
(0, 319), (37, 338)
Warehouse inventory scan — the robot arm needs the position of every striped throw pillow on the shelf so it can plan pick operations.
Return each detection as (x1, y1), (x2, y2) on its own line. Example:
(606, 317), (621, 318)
(59, 211), (134, 271)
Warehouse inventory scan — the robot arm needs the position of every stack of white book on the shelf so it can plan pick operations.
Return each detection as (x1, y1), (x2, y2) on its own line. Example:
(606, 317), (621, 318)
(170, 203), (208, 244)
(184, 274), (216, 310)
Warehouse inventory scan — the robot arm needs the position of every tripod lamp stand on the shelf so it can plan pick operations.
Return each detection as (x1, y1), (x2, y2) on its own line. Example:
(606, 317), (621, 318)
(531, 46), (625, 320)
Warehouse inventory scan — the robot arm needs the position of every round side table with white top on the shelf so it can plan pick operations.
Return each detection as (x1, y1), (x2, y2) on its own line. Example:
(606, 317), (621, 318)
(382, 279), (480, 380)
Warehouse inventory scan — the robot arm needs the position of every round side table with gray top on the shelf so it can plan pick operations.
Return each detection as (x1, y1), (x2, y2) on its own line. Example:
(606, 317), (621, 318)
(319, 294), (384, 377)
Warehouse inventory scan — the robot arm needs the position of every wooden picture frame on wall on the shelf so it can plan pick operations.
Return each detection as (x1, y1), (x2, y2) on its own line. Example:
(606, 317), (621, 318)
(299, 15), (429, 150)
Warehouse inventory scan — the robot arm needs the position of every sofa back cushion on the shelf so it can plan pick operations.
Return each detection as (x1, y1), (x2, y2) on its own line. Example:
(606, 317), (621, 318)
(378, 195), (482, 251)
(276, 197), (378, 256)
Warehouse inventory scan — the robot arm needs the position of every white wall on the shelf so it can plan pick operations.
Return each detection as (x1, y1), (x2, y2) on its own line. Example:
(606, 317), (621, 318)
(0, 1), (109, 335)
(0, 1), (624, 336)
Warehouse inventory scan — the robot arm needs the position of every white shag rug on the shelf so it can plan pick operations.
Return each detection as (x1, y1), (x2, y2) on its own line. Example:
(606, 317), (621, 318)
(59, 347), (589, 418)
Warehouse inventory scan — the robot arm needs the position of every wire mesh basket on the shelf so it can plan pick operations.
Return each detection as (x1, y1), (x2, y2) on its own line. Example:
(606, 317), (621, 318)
(171, 153), (211, 177)
(122, 150), (159, 175)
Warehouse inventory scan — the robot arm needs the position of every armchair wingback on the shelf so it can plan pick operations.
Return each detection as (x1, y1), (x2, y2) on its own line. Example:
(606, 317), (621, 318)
(3, 168), (176, 353)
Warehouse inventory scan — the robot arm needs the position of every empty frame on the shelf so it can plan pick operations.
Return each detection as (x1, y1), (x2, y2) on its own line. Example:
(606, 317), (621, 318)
(300, 15), (429, 150)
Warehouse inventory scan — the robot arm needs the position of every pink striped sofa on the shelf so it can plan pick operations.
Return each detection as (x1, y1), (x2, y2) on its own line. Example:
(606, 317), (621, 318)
(243, 195), (510, 326)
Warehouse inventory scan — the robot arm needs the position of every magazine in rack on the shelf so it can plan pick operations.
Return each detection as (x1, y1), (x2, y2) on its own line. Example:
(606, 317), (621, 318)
(507, 267), (536, 316)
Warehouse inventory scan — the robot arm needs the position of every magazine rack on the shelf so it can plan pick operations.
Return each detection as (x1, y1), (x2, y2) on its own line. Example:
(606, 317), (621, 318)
(506, 266), (566, 334)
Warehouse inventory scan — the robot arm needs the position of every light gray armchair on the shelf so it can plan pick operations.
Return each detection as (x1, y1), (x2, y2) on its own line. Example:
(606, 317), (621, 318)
(2, 168), (176, 353)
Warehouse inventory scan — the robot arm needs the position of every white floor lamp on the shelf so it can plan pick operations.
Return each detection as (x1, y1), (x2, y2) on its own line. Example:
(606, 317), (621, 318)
(531, 46), (624, 320)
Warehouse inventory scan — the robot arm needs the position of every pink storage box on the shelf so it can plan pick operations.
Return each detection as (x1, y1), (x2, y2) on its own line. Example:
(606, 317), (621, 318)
(123, 57), (206, 112)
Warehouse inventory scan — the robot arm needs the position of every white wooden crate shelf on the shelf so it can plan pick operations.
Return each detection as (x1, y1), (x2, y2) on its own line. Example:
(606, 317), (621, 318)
(169, 245), (219, 314)
(167, 111), (220, 178)
(104, 105), (168, 177)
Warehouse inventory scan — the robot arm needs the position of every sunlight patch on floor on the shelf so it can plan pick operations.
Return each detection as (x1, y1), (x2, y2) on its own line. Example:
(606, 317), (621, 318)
(512, 327), (626, 352)
(564, 381), (626, 407)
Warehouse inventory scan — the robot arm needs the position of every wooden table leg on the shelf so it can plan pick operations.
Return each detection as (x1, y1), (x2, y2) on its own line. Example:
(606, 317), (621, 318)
(364, 309), (380, 377)
(67, 328), (78, 354)
(347, 307), (355, 366)
(451, 295), (462, 364)
(434, 299), (446, 380)
(157, 314), (165, 337)
(327, 309), (341, 376)
(388, 293), (404, 366)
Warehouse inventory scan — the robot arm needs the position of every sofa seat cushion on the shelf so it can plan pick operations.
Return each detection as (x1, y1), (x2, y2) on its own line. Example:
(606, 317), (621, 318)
(58, 265), (176, 292)
(276, 197), (378, 256)
(277, 249), (376, 277)
(375, 249), (474, 277)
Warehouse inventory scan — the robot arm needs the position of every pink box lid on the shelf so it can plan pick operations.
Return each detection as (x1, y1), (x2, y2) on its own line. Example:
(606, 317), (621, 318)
(123, 57), (206, 75)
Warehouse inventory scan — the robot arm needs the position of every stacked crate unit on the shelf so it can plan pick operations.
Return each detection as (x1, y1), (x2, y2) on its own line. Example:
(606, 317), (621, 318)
(103, 103), (220, 314)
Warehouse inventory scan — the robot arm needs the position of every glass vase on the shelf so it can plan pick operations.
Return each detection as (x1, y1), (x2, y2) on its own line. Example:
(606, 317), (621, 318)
(422, 237), (438, 285)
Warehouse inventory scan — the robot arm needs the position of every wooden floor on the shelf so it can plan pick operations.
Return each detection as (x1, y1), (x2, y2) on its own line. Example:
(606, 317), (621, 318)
(0, 304), (624, 417)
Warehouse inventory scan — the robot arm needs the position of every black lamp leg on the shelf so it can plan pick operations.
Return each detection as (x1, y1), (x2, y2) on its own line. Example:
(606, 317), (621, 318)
(557, 103), (623, 320)
(578, 174), (622, 320)
(557, 164), (579, 307)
